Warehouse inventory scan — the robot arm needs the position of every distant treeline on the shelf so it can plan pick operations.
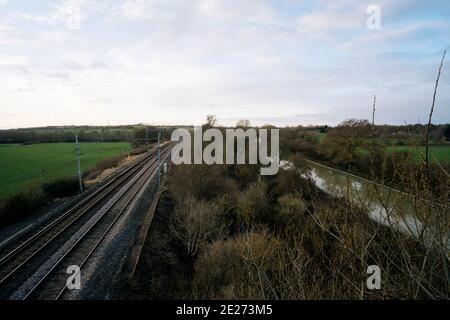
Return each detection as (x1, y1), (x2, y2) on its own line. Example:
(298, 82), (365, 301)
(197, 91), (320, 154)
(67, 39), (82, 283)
(291, 123), (450, 143)
(0, 125), (175, 144)
(0, 123), (448, 144)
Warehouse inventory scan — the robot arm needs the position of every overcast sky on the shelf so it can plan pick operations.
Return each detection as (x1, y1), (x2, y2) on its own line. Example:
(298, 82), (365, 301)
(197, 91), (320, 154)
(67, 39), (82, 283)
(0, 0), (449, 129)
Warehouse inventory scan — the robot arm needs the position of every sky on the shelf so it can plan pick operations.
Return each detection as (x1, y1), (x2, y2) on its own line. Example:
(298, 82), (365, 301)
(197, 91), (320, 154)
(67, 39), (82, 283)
(0, 0), (449, 129)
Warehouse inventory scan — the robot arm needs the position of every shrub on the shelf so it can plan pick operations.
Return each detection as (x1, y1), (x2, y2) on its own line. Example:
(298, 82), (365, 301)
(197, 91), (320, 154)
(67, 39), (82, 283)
(129, 147), (147, 156)
(291, 199), (450, 299)
(236, 181), (270, 227)
(172, 195), (228, 256)
(271, 169), (303, 198)
(0, 186), (47, 228)
(42, 176), (81, 198)
(274, 194), (307, 232)
(193, 230), (281, 299)
(232, 165), (260, 188)
(83, 169), (101, 180)
(96, 154), (126, 171)
(168, 164), (231, 201)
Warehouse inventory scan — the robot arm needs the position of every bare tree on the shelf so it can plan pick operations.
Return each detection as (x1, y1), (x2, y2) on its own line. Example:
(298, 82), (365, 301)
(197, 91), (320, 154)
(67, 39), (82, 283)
(321, 119), (371, 170)
(236, 119), (251, 128)
(425, 50), (446, 177)
(205, 115), (218, 127)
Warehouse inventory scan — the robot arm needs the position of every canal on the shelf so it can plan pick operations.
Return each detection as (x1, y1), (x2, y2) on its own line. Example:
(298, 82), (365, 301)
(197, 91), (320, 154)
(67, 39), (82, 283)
(300, 159), (449, 251)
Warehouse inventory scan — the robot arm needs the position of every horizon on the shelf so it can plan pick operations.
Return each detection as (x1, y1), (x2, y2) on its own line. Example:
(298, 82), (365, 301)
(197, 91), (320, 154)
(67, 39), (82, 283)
(2, 119), (450, 131)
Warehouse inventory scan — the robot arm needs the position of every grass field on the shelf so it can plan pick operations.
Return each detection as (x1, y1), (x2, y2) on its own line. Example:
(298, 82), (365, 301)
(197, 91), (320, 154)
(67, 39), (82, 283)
(385, 145), (450, 163)
(0, 142), (131, 199)
(318, 132), (327, 142)
(319, 132), (448, 163)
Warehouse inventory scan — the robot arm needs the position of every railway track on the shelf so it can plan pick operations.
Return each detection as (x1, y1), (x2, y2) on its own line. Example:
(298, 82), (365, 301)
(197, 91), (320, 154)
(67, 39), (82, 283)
(0, 143), (173, 300)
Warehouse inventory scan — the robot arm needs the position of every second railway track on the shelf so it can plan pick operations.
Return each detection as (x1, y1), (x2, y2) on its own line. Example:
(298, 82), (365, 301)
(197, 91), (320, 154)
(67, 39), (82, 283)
(0, 143), (173, 300)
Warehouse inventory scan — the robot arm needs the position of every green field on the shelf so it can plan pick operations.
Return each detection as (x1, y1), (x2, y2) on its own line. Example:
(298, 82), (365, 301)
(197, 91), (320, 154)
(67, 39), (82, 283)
(318, 132), (448, 164)
(385, 145), (450, 163)
(0, 142), (131, 199)
(318, 132), (327, 142)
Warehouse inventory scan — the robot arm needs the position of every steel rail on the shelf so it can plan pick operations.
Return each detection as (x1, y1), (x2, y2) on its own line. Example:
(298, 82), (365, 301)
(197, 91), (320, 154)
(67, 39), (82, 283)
(24, 145), (173, 300)
(0, 143), (172, 288)
(0, 149), (157, 267)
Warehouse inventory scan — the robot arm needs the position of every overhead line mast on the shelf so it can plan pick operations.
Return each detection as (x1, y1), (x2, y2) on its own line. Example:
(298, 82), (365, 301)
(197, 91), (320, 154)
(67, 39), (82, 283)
(157, 129), (161, 188)
(75, 134), (83, 192)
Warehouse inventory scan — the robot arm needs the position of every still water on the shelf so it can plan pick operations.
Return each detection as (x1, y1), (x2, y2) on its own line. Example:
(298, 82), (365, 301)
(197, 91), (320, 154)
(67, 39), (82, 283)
(300, 159), (449, 250)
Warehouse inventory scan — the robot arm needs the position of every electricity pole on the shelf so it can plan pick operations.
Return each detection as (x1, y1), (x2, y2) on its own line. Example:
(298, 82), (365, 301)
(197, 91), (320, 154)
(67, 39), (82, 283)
(75, 134), (83, 191)
(157, 129), (161, 188)
(145, 126), (150, 152)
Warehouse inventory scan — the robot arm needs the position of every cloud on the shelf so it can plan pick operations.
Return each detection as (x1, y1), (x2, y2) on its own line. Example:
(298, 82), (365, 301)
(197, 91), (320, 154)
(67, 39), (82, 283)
(119, 0), (159, 20)
(0, 0), (448, 129)
(47, 72), (70, 79)
(0, 24), (26, 46)
(0, 54), (29, 67)
(15, 0), (101, 30)
(296, 3), (366, 39)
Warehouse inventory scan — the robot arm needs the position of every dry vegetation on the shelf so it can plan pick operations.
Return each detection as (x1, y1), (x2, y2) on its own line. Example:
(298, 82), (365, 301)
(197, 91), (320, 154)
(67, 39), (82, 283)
(125, 157), (448, 300)
(125, 125), (448, 299)
(125, 52), (448, 300)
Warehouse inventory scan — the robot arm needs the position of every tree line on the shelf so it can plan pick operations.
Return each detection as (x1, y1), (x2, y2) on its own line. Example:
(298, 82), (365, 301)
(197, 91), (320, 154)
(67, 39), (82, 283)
(0, 125), (175, 144)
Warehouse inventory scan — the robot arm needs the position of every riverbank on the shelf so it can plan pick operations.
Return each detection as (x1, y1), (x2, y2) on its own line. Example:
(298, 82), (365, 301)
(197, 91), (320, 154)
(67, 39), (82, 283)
(302, 159), (449, 255)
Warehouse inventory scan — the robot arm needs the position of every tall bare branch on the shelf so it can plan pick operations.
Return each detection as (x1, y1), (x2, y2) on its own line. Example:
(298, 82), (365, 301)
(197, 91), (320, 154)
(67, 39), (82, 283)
(425, 50), (446, 177)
